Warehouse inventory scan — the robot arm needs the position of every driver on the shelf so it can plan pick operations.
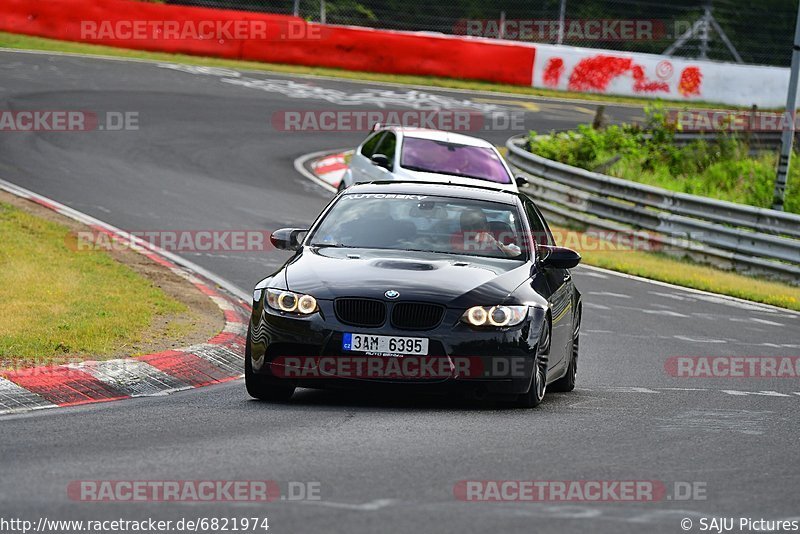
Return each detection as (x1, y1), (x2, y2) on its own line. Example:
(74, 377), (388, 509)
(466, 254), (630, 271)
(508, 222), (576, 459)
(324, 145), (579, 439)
(456, 209), (521, 258)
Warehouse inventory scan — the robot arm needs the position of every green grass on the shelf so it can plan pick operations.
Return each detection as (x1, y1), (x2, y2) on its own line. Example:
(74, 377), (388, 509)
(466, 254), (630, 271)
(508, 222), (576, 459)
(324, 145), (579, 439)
(0, 202), (186, 362)
(550, 225), (800, 311)
(0, 30), (753, 110)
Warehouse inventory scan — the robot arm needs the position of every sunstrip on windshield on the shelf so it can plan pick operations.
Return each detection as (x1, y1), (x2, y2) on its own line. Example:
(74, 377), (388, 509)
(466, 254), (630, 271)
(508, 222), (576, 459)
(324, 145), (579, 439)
(342, 194), (429, 200)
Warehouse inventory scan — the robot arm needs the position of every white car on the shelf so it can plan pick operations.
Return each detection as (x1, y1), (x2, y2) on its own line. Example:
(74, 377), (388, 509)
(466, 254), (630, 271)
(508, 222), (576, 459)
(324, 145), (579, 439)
(339, 126), (526, 192)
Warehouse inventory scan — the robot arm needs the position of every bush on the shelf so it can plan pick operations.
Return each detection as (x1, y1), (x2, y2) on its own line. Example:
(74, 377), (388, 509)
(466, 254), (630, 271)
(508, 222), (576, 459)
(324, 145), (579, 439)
(528, 103), (800, 214)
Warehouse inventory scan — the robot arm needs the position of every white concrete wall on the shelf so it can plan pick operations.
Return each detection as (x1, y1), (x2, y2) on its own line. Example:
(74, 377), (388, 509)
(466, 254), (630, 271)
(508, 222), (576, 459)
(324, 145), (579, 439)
(531, 43), (791, 107)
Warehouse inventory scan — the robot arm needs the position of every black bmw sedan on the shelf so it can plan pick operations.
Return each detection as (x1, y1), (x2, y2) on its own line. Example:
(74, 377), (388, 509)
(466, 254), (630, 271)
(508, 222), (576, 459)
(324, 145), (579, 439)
(246, 182), (582, 407)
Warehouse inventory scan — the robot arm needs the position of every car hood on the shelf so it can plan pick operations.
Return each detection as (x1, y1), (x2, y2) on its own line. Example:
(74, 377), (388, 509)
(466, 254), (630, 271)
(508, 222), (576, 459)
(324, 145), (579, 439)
(283, 247), (530, 307)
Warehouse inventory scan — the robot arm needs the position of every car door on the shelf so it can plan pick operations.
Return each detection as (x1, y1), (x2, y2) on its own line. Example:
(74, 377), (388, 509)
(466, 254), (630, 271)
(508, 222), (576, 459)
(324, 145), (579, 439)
(350, 131), (385, 183)
(524, 199), (573, 373)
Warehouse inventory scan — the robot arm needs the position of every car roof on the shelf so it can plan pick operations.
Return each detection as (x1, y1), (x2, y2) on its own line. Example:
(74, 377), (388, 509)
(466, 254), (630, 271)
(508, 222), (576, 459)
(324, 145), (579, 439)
(381, 127), (494, 148)
(343, 181), (521, 204)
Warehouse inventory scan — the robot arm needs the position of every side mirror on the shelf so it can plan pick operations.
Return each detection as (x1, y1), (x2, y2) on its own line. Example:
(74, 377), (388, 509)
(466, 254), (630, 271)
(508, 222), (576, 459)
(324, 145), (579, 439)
(270, 228), (308, 251)
(538, 245), (581, 269)
(515, 175), (529, 187)
(370, 153), (391, 170)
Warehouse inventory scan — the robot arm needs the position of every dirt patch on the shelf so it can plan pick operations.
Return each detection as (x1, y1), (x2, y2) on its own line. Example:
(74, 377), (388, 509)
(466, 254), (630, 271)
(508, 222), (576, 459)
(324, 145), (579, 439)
(0, 190), (225, 362)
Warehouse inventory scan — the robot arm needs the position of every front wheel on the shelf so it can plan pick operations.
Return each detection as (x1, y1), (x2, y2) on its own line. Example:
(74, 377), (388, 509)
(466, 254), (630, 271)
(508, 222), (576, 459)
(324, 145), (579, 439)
(245, 327), (296, 402)
(515, 322), (550, 408)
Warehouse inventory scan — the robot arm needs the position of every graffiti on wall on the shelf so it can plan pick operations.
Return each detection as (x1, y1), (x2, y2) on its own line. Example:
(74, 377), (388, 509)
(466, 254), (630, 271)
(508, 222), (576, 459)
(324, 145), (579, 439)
(539, 53), (703, 98)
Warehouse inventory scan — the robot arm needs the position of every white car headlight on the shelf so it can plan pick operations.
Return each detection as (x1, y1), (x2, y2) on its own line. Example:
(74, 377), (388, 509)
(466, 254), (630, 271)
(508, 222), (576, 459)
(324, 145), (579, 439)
(461, 305), (527, 327)
(266, 289), (318, 315)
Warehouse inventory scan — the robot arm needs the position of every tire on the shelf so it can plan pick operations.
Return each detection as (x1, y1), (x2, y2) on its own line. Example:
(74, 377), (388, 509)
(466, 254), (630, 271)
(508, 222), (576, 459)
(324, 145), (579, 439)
(245, 326), (295, 402)
(515, 322), (550, 408)
(551, 309), (580, 393)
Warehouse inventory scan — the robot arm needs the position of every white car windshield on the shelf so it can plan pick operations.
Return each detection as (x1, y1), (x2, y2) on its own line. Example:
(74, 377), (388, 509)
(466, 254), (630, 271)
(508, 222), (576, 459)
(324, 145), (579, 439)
(308, 194), (526, 260)
(400, 137), (512, 184)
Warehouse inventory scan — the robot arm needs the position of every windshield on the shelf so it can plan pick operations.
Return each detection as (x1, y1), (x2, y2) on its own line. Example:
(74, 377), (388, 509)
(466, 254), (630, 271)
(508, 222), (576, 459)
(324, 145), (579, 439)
(308, 194), (527, 260)
(400, 137), (512, 184)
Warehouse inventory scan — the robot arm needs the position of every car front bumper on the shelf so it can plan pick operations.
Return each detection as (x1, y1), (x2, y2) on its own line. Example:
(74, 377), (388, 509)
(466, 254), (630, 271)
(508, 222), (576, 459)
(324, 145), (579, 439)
(248, 299), (547, 397)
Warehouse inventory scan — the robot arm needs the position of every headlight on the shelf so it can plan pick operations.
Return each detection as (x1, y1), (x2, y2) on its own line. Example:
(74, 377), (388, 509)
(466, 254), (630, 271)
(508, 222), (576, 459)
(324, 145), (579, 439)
(461, 305), (527, 327)
(266, 289), (318, 315)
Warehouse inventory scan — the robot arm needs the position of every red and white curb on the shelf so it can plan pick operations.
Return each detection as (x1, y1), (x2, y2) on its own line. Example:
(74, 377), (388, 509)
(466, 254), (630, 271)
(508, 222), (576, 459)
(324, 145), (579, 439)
(0, 178), (252, 415)
(310, 151), (350, 188)
(295, 149), (353, 192)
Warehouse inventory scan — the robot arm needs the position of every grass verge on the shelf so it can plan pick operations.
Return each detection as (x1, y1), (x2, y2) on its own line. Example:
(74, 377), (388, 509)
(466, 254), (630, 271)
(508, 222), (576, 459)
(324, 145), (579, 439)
(0, 193), (222, 364)
(550, 225), (800, 311)
(0, 31), (747, 110)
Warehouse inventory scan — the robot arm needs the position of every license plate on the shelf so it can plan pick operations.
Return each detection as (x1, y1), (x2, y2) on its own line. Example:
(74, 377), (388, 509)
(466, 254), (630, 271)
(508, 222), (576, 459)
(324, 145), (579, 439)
(343, 333), (429, 356)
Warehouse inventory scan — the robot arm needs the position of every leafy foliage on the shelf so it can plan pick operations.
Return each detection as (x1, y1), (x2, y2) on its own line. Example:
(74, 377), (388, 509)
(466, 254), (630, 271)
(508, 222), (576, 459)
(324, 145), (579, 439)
(528, 103), (800, 214)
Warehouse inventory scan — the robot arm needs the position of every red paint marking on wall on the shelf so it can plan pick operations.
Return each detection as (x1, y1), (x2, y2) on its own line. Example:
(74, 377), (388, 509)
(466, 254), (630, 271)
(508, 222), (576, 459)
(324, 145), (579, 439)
(566, 54), (668, 94)
(679, 66), (703, 97)
(542, 57), (564, 87)
(568, 55), (632, 92)
(631, 65), (669, 93)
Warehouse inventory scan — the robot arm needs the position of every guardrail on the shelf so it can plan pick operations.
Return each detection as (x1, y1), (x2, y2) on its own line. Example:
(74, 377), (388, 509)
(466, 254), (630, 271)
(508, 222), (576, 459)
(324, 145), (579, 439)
(506, 134), (800, 283)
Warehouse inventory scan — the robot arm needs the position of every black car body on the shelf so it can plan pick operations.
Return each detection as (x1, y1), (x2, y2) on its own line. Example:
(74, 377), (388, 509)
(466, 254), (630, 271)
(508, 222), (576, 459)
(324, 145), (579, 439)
(246, 182), (582, 407)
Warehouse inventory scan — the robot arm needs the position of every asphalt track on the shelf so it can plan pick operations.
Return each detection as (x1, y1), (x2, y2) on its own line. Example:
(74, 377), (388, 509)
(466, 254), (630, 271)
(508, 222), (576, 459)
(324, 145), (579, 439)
(1, 50), (799, 534)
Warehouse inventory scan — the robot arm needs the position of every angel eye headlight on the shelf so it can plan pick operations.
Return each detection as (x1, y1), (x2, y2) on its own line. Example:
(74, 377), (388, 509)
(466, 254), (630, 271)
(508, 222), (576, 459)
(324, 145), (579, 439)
(462, 305), (527, 327)
(489, 306), (511, 326)
(278, 292), (297, 312)
(297, 294), (317, 314)
(466, 306), (488, 326)
(266, 289), (318, 315)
